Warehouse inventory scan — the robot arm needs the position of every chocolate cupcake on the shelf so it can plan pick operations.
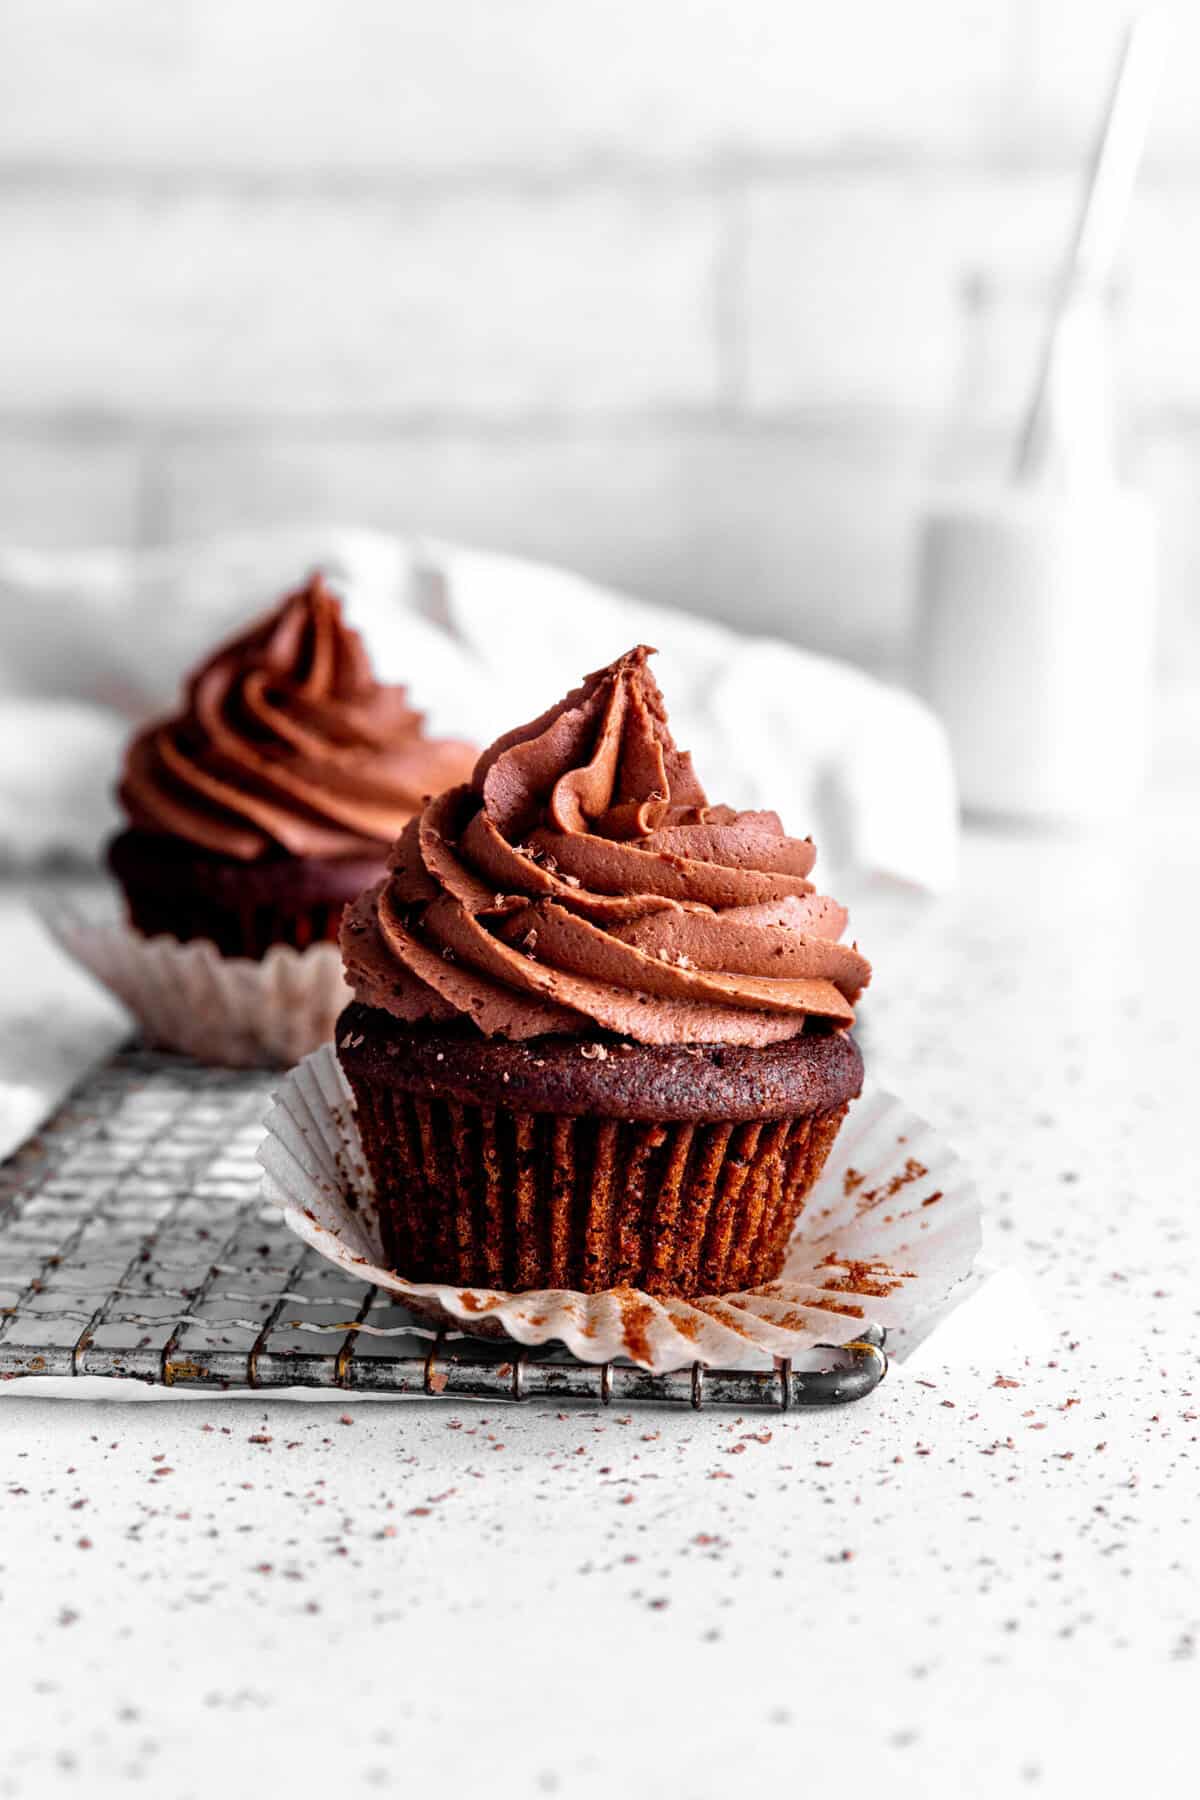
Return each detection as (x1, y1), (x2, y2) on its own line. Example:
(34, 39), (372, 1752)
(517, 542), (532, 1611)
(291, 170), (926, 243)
(109, 573), (476, 959)
(338, 646), (871, 1298)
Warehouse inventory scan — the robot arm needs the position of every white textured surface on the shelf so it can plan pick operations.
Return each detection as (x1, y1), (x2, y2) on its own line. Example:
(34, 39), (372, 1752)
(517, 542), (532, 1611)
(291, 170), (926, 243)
(1, 736), (1198, 1793)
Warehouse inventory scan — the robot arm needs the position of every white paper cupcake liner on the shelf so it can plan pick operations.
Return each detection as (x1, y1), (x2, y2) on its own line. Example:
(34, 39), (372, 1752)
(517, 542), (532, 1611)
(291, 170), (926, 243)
(258, 1045), (982, 1373)
(44, 898), (351, 1069)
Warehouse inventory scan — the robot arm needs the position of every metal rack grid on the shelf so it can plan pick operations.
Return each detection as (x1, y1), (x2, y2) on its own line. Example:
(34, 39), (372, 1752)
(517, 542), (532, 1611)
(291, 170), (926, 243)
(0, 1047), (887, 1409)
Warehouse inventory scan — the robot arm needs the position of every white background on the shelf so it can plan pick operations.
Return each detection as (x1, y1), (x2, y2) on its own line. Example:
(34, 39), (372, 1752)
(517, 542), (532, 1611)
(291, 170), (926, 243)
(3, 13), (1200, 1793)
(5, 0), (1200, 674)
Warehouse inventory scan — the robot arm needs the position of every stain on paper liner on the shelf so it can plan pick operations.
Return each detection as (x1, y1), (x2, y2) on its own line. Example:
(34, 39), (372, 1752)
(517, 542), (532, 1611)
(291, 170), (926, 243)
(258, 1046), (983, 1375)
(44, 900), (350, 1069)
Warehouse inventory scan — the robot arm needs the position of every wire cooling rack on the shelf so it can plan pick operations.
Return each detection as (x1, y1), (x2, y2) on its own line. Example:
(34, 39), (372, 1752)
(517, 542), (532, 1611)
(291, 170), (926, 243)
(0, 1047), (887, 1409)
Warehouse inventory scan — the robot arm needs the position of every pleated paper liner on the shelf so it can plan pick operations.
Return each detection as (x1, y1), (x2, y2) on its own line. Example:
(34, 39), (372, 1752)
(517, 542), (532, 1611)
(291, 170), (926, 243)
(43, 897), (350, 1069)
(259, 1045), (982, 1374)
(343, 1074), (848, 1296)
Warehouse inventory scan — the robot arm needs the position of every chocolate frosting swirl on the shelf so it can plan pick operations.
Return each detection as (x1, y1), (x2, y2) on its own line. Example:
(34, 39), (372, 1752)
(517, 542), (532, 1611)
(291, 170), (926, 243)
(342, 646), (870, 1046)
(118, 574), (476, 860)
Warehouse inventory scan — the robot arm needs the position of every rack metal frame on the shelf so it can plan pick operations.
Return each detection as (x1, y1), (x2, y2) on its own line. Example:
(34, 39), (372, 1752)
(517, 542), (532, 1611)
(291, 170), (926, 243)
(0, 1048), (887, 1410)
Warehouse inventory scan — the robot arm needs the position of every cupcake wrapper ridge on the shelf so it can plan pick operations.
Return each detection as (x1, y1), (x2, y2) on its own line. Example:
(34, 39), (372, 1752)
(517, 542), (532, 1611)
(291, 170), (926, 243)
(344, 1070), (848, 1298)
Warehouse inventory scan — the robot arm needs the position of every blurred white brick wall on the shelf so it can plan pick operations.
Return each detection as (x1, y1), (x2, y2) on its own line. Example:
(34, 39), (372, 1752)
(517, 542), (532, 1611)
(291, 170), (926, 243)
(3, 0), (1200, 671)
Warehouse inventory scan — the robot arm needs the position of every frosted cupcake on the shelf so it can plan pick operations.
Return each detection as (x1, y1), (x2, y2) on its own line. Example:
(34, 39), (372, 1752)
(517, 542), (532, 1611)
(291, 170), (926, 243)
(109, 572), (475, 959)
(336, 646), (870, 1298)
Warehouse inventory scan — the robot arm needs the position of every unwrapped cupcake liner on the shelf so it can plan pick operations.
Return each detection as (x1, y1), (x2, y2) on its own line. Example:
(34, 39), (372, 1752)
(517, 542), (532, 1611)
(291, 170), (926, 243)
(259, 1045), (982, 1373)
(44, 897), (351, 1069)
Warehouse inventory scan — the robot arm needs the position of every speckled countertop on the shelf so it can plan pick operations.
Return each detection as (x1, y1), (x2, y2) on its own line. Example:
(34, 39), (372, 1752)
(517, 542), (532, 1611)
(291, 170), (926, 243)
(1, 750), (1197, 1797)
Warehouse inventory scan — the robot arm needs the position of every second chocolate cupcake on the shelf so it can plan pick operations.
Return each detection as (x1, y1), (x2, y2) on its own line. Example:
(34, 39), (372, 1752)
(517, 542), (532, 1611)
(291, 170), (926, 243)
(338, 646), (871, 1299)
(110, 572), (476, 958)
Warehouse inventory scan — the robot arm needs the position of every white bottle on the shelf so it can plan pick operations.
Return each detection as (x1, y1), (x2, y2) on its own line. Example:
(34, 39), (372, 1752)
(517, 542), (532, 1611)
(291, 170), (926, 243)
(912, 282), (1158, 824)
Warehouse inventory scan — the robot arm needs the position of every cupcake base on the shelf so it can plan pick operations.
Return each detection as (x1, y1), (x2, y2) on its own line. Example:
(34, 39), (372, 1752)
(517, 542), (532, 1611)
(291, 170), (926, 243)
(262, 1045), (981, 1372)
(336, 1004), (862, 1298)
(109, 829), (386, 960)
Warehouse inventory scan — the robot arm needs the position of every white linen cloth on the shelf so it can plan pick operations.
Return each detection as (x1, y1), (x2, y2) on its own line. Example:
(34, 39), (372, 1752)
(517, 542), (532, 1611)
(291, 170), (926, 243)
(0, 527), (957, 889)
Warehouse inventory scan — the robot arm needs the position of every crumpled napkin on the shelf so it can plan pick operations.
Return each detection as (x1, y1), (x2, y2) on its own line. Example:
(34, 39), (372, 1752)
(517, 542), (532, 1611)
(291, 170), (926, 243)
(0, 527), (957, 889)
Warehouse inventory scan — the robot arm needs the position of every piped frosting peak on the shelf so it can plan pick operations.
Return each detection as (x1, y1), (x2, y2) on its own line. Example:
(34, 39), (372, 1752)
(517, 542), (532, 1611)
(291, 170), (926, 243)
(119, 573), (476, 860)
(342, 646), (870, 1046)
